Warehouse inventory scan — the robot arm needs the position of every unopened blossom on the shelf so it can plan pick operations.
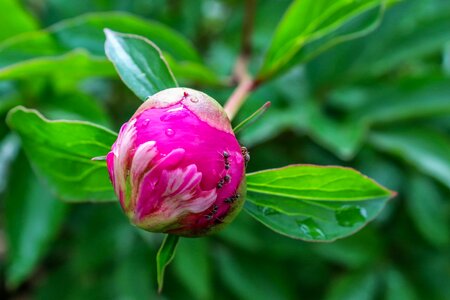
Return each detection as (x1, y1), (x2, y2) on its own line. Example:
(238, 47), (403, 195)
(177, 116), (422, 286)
(106, 88), (247, 237)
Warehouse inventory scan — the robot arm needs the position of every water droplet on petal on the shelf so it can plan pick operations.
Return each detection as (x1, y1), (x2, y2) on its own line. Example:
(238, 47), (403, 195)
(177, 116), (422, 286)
(335, 205), (367, 227)
(142, 118), (150, 126)
(296, 218), (325, 239)
(160, 106), (190, 122)
(190, 97), (199, 103)
(165, 128), (175, 137)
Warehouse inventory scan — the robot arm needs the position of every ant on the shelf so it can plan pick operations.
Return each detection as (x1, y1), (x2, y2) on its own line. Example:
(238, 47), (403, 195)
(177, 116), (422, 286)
(204, 204), (219, 220)
(224, 193), (240, 204)
(241, 147), (250, 167)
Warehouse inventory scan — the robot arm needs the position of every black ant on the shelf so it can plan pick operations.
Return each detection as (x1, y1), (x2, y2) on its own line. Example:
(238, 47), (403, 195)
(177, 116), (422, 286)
(241, 147), (250, 167)
(217, 174), (232, 188)
(204, 205), (219, 220)
(224, 193), (240, 204)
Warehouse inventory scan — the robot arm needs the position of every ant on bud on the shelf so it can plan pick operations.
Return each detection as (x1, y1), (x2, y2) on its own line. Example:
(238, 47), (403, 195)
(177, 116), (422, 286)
(205, 205), (219, 220)
(241, 147), (250, 167)
(224, 192), (240, 204)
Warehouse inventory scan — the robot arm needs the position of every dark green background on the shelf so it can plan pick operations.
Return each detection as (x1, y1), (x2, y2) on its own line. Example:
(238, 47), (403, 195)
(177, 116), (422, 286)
(1, 0), (449, 299)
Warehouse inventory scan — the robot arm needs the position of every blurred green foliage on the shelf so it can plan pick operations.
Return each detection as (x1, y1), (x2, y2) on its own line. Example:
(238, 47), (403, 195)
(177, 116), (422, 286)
(1, 0), (449, 299)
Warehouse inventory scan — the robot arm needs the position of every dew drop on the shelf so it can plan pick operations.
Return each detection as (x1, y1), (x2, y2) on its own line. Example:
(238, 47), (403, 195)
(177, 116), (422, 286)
(190, 97), (199, 103)
(142, 118), (150, 126)
(261, 206), (279, 216)
(165, 128), (175, 137)
(296, 218), (326, 240)
(335, 205), (367, 227)
(160, 106), (190, 122)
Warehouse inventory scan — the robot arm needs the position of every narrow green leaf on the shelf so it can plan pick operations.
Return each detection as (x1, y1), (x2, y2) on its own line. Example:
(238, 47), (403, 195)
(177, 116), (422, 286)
(306, 1), (450, 85)
(0, 12), (212, 84)
(299, 101), (367, 160)
(40, 92), (112, 128)
(0, 12), (200, 66)
(0, 49), (115, 81)
(173, 238), (212, 300)
(406, 174), (449, 246)
(5, 151), (67, 288)
(104, 29), (178, 100)
(245, 165), (394, 241)
(215, 247), (294, 300)
(234, 102), (271, 134)
(156, 234), (180, 293)
(258, 0), (387, 81)
(0, 0), (38, 42)
(6, 106), (117, 202)
(300, 78), (450, 161)
(325, 270), (378, 300)
(385, 268), (420, 300)
(52, 12), (201, 62)
(352, 79), (450, 124)
(370, 128), (450, 191)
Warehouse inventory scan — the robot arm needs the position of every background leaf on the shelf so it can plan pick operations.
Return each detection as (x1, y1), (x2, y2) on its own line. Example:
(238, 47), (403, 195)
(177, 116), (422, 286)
(0, 0), (38, 42)
(324, 270), (378, 300)
(370, 128), (450, 190)
(172, 238), (212, 300)
(0, 12), (215, 85)
(5, 151), (67, 288)
(105, 29), (178, 100)
(6, 106), (117, 202)
(406, 174), (449, 247)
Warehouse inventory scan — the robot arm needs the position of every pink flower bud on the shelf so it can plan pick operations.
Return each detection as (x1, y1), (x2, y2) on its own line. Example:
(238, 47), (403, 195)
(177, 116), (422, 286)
(106, 88), (246, 237)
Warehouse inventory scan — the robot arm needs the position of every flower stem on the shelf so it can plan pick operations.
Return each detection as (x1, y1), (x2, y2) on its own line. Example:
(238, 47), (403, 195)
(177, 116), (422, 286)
(224, 59), (254, 120)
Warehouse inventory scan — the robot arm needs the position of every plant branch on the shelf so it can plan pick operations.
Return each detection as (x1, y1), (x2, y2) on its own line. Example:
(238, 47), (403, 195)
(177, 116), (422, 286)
(224, 0), (256, 121)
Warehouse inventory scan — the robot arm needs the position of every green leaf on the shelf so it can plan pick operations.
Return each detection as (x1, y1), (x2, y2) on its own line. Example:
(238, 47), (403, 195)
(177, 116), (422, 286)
(244, 165), (394, 241)
(52, 12), (201, 62)
(304, 78), (450, 160)
(406, 174), (449, 247)
(215, 247), (294, 300)
(0, 0), (38, 42)
(306, 1), (450, 85)
(385, 268), (419, 300)
(325, 270), (378, 300)
(0, 12), (216, 85)
(370, 128), (450, 191)
(299, 101), (367, 160)
(105, 29), (178, 100)
(0, 12), (200, 66)
(352, 79), (450, 124)
(40, 92), (111, 128)
(173, 238), (212, 300)
(350, 5), (450, 78)
(258, 0), (387, 81)
(156, 234), (179, 293)
(6, 106), (117, 202)
(0, 49), (115, 81)
(5, 151), (67, 288)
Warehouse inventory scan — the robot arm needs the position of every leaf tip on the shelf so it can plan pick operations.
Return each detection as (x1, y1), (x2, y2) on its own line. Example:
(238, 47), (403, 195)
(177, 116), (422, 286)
(5, 105), (26, 128)
(103, 28), (114, 38)
(91, 155), (107, 161)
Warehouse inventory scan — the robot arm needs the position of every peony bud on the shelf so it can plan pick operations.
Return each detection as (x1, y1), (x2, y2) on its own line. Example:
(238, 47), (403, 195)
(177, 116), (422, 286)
(106, 88), (246, 237)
